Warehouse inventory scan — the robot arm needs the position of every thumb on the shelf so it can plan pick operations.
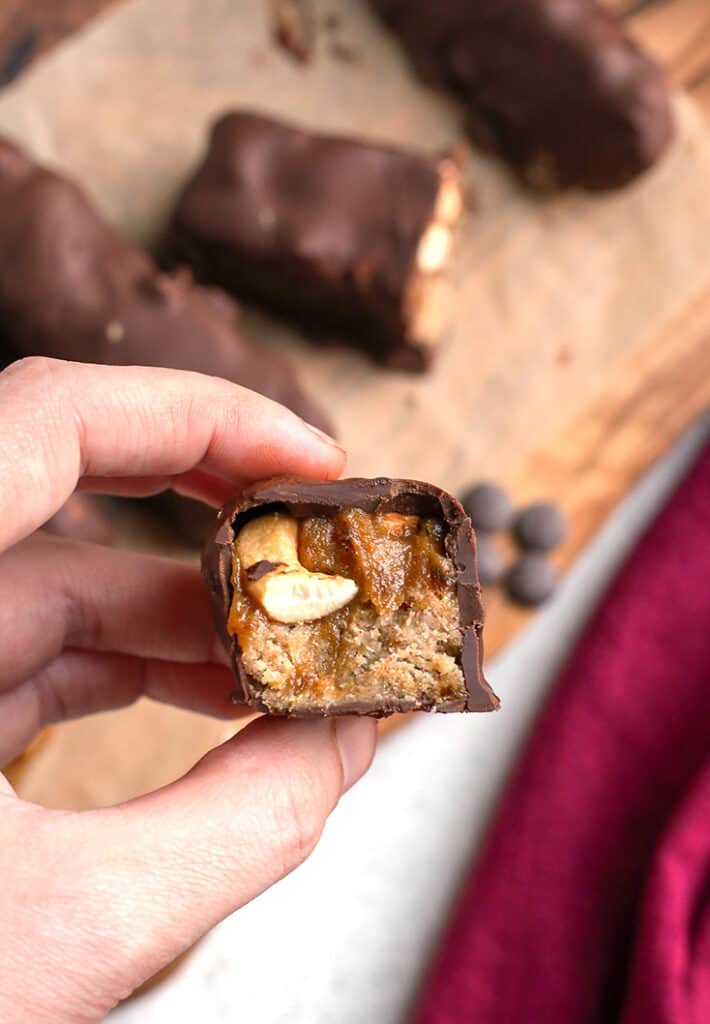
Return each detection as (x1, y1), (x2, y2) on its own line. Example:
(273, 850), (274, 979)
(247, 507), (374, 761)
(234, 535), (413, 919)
(1, 716), (376, 1023)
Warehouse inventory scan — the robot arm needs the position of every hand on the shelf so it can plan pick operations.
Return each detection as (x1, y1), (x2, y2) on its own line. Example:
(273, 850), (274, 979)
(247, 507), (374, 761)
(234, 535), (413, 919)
(0, 358), (377, 1023)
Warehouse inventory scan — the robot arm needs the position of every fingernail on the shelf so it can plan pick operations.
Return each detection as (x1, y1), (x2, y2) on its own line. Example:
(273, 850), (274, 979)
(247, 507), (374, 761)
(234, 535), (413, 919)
(333, 717), (377, 791)
(303, 420), (346, 454)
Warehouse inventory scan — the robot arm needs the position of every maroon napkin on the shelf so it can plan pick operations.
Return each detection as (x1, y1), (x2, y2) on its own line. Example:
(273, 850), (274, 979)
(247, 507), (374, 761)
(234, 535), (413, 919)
(413, 440), (710, 1024)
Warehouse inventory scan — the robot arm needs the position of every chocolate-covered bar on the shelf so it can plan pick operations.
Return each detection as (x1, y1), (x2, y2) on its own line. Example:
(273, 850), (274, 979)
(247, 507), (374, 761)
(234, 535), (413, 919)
(0, 137), (331, 434)
(203, 477), (499, 716)
(371, 0), (673, 191)
(166, 112), (464, 371)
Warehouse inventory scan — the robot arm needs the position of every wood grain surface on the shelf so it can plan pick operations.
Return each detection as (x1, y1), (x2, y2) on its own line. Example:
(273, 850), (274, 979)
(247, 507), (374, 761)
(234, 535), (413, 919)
(480, 280), (710, 658)
(471, 0), (710, 661)
(3, 0), (710, 760)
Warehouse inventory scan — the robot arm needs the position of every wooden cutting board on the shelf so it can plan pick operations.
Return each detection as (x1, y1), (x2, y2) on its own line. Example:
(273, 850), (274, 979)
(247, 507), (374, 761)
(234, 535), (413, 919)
(4, 0), (710, 801)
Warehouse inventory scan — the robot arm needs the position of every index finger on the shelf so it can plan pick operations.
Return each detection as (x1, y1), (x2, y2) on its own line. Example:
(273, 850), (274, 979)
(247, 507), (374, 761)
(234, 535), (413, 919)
(0, 357), (344, 553)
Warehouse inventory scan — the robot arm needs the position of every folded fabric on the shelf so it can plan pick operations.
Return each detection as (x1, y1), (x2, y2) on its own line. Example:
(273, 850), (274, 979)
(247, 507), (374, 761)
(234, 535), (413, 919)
(413, 439), (710, 1024)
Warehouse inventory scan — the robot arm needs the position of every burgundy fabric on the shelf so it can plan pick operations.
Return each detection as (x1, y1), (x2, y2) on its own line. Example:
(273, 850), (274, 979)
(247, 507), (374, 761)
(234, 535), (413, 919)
(413, 440), (710, 1024)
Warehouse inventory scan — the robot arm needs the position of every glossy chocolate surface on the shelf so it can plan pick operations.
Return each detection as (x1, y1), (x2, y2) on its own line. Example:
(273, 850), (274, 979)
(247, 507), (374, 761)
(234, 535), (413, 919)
(166, 111), (452, 370)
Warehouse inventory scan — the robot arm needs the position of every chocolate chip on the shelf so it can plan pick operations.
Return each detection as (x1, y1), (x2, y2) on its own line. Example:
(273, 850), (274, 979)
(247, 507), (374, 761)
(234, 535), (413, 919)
(461, 482), (513, 533)
(506, 555), (559, 606)
(514, 502), (568, 552)
(475, 535), (504, 587)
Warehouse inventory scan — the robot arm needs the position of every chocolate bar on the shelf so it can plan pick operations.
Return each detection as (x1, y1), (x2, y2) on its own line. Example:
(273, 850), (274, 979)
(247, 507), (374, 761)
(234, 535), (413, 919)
(371, 0), (673, 191)
(203, 477), (499, 717)
(0, 137), (331, 434)
(165, 112), (464, 371)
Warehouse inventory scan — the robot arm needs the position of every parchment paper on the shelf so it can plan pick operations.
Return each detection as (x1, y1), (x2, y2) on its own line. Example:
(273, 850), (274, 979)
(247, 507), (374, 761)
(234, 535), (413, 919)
(1, 0), (709, 493)
(5, 0), (710, 807)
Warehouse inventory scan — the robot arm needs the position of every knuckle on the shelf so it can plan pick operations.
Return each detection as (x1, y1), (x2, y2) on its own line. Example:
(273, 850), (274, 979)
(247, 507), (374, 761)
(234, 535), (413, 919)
(211, 395), (243, 452)
(0, 357), (74, 508)
(1, 357), (68, 447)
(3, 355), (62, 391)
(164, 393), (195, 448)
(266, 763), (326, 875)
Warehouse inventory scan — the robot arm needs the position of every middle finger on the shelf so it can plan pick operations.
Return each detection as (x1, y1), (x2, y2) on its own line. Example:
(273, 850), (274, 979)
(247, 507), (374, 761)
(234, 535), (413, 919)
(0, 532), (227, 690)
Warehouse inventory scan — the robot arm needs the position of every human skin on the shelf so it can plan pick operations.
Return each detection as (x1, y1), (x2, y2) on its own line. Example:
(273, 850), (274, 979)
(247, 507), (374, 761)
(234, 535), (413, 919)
(0, 357), (377, 1023)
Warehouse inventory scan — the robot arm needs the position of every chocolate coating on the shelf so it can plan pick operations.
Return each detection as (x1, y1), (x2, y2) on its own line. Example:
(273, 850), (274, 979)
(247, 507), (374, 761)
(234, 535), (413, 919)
(461, 482), (514, 533)
(165, 111), (453, 371)
(506, 553), (559, 606)
(515, 501), (568, 551)
(0, 136), (331, 435)
(371, 0), (673, 191)
(203, 477), (500, 717)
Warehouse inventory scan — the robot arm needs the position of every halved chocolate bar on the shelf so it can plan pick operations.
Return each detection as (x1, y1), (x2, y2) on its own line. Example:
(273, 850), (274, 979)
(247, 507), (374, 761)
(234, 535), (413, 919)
(203, 477), (499, 717)
(371, 0), (673, 191)
(165, 111), (465, 371)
